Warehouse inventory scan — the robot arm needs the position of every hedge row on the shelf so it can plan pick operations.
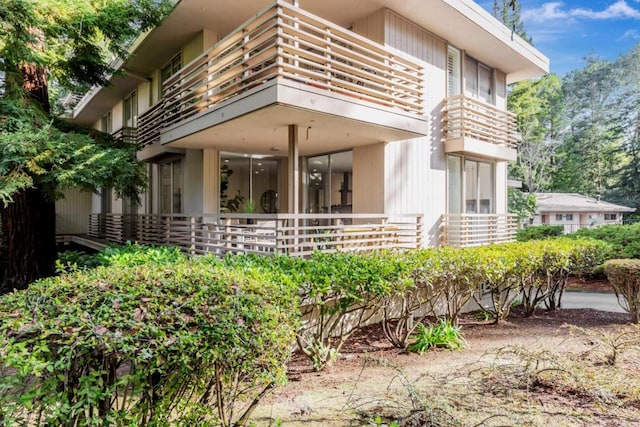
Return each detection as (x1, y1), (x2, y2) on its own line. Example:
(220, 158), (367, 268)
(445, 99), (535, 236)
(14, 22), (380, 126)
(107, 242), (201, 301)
(0, 239), (612, 424)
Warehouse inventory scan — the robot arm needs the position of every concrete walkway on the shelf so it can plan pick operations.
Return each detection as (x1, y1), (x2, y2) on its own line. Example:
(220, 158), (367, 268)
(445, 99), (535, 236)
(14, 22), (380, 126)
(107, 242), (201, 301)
(562, 290), (625, 313)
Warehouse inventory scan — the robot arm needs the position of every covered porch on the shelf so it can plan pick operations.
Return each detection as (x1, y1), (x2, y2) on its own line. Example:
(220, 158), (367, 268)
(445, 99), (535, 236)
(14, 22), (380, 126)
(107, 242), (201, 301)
(87, 212), (423, 256)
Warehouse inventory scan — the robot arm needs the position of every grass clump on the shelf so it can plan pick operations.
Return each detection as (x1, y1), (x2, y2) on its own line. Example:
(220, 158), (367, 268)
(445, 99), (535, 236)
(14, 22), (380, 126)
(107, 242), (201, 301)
(407, 320), (466, 353)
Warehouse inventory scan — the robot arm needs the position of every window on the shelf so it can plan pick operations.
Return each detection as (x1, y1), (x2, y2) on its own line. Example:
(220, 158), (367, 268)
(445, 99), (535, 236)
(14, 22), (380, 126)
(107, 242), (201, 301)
(604, 213), (617, 221)
(220, 153), (279, 213)
(307, 151), (352, 214)
(160, 52), (182, 97)
(447, 155), (494, 214)
(123, 91), (138, 128)
(447, 46), (461, 97)
(555, 214), (573, 221)
(464, 56), (493, 104)
(101, 112), (112, 133)
(159, 158), (182, 214)
(555, 214), (563, 221)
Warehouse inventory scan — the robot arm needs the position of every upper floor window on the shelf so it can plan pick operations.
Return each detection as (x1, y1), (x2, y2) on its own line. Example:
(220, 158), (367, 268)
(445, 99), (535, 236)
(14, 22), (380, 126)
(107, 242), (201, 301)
(160, 52), (182, 97)
(465, 56), (493, 105)
(447, 46), (461, 97)
(101, 112), (112, 133)
(123, 91), (138, 128)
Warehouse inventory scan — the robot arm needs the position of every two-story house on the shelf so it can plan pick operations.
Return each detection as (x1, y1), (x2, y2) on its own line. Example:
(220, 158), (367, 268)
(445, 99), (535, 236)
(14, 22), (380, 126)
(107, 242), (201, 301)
(61, 0), (549, 254)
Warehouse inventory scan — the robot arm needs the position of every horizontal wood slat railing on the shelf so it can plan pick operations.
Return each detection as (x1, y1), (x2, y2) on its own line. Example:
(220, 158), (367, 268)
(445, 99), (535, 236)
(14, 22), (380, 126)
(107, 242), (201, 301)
(440, 213), (518, 247)
(112, 127), (137, 145)
(154, 0), (424, 132)
(137, 102), (164, 147)
(443, 95), (518, 148)
(87, 213), (423, 256)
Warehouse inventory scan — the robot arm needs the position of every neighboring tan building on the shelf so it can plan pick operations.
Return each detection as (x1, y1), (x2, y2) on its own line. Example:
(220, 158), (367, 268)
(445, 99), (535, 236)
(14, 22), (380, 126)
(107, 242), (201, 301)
(60, 0), (549, 253)
(532, 193), (636, 234)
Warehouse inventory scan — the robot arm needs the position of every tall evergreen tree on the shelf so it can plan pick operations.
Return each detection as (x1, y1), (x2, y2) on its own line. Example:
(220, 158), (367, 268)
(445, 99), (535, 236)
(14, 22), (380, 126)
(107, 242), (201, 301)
(552, 57), (625, 197)
(0, 0), (172, 291)
(508, 74), (563, 193)
(492, 0), (532, 43)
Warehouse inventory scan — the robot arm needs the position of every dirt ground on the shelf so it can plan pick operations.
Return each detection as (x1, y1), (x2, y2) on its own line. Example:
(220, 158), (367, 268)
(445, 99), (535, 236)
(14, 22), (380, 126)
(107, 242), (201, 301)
(253, 281), (640, 427)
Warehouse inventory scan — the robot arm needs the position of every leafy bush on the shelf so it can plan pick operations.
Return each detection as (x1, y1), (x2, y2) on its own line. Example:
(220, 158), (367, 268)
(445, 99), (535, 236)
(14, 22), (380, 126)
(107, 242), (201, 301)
(516, 225), (564, 242)
(603, 259), (640, 323)
(0, 259), (297, 426)
(572, 223), (640, 259)
(407, 319), (466, 353)
(56, 242), (187, 273)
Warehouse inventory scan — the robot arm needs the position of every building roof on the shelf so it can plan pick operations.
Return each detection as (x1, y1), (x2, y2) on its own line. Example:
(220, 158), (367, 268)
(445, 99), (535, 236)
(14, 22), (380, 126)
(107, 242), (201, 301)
(534, 193), (636, 214)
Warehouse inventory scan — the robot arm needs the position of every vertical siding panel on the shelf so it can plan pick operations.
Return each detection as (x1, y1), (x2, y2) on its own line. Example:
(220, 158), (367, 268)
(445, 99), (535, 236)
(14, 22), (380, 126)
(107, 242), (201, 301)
(56, 189), (93, 234)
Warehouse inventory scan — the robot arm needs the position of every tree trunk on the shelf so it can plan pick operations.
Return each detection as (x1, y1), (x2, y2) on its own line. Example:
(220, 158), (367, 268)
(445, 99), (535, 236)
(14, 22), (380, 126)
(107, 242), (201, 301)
(0, 187), (57, 293)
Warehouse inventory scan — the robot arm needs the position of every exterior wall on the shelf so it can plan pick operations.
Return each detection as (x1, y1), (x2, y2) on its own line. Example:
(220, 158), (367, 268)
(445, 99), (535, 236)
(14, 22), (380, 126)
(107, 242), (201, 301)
(352, 143), (384, 213)
(351, 8), (386, 44)
(183, 149), (204, 213)
(56, 189), (93, 234)
(380, 10), (447, 246)
(111, 100), (124, 131)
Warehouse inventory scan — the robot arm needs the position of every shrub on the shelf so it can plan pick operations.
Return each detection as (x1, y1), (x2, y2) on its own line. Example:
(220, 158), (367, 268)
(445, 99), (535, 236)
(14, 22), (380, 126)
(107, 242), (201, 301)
(516, 225), (564, 242)
(296, 251), (408, 370)
(572, 223), (640, 259)
(407, 319), (466, 354)
(0, 259), (298, 426)
(603, 259), (640, 323)
(380, 249), (441, 349)
(56, 243), (187, 273)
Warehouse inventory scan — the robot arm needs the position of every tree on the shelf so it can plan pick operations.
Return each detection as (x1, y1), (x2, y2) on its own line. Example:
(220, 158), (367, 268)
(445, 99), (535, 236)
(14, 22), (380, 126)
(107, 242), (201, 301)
(492, 0), (532, 43)
(611, 44), (640, 208)
(508, 74), (563, 193)
(0, 0), (171, 292)
(552, 57), (625, 197)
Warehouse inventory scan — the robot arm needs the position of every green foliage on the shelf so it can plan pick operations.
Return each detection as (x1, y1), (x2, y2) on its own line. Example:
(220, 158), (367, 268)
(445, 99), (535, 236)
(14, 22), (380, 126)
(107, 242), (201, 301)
(56, 243), (187, 274)
(407, 320), (466, 354)
(603, 259), (640, 323)
(516, 225), (564, 242)
(508, 189), (538, 222)
(0, 259), (298, 426)
(571, 223), (640, 259)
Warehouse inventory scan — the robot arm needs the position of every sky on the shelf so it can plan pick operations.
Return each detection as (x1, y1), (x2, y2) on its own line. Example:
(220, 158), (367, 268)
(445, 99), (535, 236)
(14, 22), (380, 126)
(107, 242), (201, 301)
(478, 0), (640, 75)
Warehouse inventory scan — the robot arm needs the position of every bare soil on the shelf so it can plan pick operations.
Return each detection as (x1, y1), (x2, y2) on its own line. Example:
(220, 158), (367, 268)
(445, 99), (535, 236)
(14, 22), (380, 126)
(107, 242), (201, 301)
(253, 281), (640, 426)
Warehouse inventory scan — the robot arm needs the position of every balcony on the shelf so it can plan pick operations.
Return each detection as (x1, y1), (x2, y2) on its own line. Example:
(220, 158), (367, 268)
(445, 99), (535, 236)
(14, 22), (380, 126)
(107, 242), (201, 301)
(138, 0), (426, 152)
(443, 95), (518, 162)
(112, 127), (137, 145)
(440, 213), (518, 247)
(88, 213), (423, 256)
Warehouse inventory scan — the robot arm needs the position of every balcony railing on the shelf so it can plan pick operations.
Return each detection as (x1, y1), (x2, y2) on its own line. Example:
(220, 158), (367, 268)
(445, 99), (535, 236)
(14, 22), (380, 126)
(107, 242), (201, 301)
(137, 102), (164, 147)
(443, 95), (518, 148)
(440, 213), (518, 247)
(156, 0), (424, 132)
(88, 213), (423, 256)
(112, 126), (137, 145)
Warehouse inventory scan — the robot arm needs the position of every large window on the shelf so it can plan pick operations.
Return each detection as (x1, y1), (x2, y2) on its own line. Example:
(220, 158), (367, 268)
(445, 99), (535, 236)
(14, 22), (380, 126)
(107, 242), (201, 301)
(464, 56), (492, 104)
(447, 46), (462, 97)
(307, 151), (352, 214)
(448, 155), (494, 214)
(220, 153), (279, 213)
(160, 52), (182, 97)
(159, 158), (182, 214)
(101, 112), (112, 133)
(123, 91), (137, 128)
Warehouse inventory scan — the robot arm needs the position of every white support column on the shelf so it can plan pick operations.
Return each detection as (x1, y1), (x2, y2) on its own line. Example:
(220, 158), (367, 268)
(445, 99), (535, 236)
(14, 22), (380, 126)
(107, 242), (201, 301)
(288, 124), (300, 249)
(288, 125), (299, 214)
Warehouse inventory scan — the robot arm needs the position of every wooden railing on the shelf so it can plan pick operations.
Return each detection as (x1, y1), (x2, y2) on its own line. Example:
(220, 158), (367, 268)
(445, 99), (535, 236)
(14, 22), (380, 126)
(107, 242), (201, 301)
(87, 213), (423, 256)
(112, 127), (137, 145)
(440, 213), (517, 247)
(159, 0), (424, 130)
(137, 102), (164, 147)
(443, 95), (518, 148)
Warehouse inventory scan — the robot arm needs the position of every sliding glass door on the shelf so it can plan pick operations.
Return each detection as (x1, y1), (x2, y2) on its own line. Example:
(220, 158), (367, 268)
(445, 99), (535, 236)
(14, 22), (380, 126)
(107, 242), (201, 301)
(448, 155), (494, 214)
